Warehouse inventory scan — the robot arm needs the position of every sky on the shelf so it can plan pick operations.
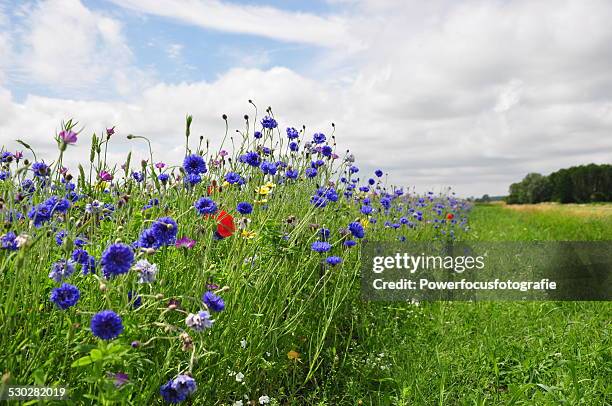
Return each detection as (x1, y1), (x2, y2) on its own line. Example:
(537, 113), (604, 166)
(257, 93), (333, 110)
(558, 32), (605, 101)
(0, 0), (611, 197)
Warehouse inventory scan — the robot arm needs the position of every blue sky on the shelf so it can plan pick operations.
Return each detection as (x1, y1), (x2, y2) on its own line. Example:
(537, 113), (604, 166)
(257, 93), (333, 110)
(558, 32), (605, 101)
(1, 0), (611, 196)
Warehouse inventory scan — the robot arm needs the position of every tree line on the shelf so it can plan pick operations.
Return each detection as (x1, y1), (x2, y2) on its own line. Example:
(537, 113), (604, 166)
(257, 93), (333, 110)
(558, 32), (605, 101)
(506, 163), (612, 204)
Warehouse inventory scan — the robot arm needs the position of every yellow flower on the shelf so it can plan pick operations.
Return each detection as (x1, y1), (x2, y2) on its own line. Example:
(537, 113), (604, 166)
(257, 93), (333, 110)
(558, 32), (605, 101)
(360, 218), (370, 228)
(241, 230), (257, 239)
(264, 181), (276, 189)
(256, 185), (271, 195)
(255, 199), (268, 204)
(222, 181), (230, 188)
(287, 350), (301, 361)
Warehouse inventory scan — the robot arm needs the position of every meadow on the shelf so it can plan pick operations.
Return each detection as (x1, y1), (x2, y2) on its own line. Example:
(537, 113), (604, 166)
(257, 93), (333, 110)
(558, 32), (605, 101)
(0, 113), (610, 405)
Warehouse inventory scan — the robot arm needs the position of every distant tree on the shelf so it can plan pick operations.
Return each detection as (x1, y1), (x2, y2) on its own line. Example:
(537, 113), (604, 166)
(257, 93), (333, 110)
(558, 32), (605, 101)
(507, 164), (612, 204)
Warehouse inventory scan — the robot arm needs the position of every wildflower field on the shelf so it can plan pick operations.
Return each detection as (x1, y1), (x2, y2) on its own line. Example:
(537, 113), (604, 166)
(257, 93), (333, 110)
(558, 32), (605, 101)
(0, 111), (609, 405)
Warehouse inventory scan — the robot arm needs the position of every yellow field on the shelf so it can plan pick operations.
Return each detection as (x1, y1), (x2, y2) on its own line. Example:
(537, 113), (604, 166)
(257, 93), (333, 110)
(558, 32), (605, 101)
(501, 202), (612, 218)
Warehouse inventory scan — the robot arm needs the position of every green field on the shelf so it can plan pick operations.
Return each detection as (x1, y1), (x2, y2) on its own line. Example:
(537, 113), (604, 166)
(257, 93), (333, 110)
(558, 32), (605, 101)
(345, 204), (612, 405)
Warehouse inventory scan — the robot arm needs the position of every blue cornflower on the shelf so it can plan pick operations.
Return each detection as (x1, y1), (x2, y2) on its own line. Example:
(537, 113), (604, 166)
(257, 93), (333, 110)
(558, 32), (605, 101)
(172, 375), (197, 398)
(305, 167), (318, 178)
(151, 217), (178, 246)
(49, 259), (76, 282)
(349, 165), (359, 174)
(202, 291), (225, 312)
(344, 240), (357, 248)
(326, 256), (343, 266)
(128, 291), (142, 309)
(1, 232), (18, 251)
(325, 188), (338, 202)
(361, 205), (373, 215)
(320, 228), (331, 240)
(348, 222), (365, 238)
(21, 179), (35, 194)
(321, 145), (333, 157)
(368, 178), (375, 185)
(45, 196), (71, 213)
(0, 151), (12, 162)
(50, 283), (80, 310)
(359, 186), (370, 193)
(311, 241), (332, 253)
(313, 159), (325, 167)
(75, 237), (88, 247)
(31, 162), (50, 177)
(28, 203), (52, 227)
(254, 131), (263, 139)
(185, 173), (201, 186)
(239, 151), (261, 167)
(158, 173), (170, 184)
(90, 310), (123, 340)
(183, 154), (207, 175)
(375, 169), (383, 177)
(55, 230), (66, 246)
(261, 147), (272, 155)
(138, 228), (160, 249)
(289, 141), (299, 152)
(160, 380), (186, 404)
(71, 248), (89, 263)
(82, 256), (96, 275)
(313, 133), (326, 144)
(0, 171), (9, 181)
(260, 161), (277, 175)
(286, 127), (299, 139)
(132, 171), (144, 182)
(261, 116), (278, 129)
(236, 202), (253, 215)
(101, 243), (134, 278)
(225, 172), (242, 184)
(194, 197), (217, 215)
(286, 169), (298, 179)
(380, 197), (392, 209)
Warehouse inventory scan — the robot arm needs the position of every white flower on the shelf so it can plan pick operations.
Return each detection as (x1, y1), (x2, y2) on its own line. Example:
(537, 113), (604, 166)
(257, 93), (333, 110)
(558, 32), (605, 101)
(235, 372), (244, 382)
(233, 401), (243, 406)
(185, 310), (214, 331)
(259, 395), (270, 404)
(133, 259), (158, 283)
(240, 339), (247, 348)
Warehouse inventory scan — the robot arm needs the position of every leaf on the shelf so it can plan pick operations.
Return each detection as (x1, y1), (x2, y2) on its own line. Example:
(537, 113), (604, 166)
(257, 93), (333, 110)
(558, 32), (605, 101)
(71, 356), (95, 368)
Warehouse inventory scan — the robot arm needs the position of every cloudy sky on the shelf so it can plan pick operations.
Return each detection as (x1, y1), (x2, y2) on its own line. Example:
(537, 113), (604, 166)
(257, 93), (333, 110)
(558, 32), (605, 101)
(1, 0), (611, 196)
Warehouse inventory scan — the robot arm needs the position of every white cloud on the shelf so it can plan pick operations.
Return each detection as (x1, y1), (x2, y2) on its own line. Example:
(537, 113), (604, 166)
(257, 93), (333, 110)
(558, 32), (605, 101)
(106, 0), (359, 50)
(4, 0), (152, 97)
(1, 0), (612, 197)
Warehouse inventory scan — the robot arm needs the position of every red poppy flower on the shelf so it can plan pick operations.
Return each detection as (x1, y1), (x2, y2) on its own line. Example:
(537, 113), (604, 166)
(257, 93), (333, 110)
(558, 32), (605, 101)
(446, 213), (454, 220)
(216, 210), (235, 237)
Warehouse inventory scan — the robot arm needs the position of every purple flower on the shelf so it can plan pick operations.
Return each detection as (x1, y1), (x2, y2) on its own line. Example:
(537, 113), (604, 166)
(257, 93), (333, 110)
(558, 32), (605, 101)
(202, 291), (225, 312)
(99, 171), (113, 181)
(59, 130), (78, 145)
(175, 236), (196, 249)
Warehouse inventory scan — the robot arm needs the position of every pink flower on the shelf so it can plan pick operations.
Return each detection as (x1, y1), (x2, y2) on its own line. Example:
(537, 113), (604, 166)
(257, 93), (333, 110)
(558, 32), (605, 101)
(155, 162), (166, 169)
(98, 170), (113, 181)
(175, 237), (196, 249)
(219, 150), (228, 157)
(106, 127), (115, 138)
(59, 130), (78, 144)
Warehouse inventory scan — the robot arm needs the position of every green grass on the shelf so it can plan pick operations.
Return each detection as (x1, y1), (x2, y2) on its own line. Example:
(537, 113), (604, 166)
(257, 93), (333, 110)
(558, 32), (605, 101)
(339, 204), (612, 405)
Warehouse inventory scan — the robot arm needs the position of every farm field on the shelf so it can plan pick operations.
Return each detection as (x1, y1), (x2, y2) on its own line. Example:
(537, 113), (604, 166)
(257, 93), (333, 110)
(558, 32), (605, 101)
(0, 126), (610, 405)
